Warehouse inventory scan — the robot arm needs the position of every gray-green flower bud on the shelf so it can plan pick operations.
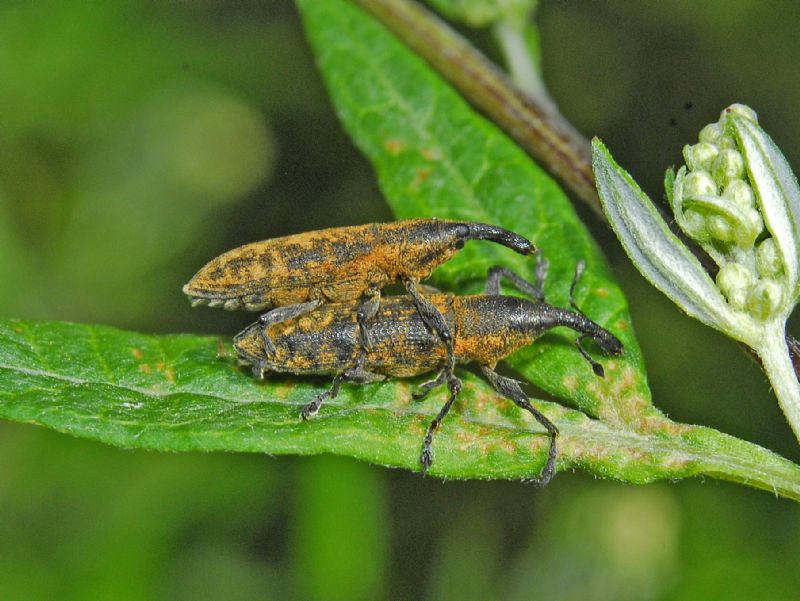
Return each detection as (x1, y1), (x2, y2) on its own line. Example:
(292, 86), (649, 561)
(682, 209), (709, 240)
(668, 103), (797, 292)
(712, 148), (745, 185)
(698, 122), (723, 145)
(747, 279), (783, 320)
(683, 170), (717, 197)
(756, 238), (783, 278)
(708, 214), (734, 242)
(683, 142), (719, 172)
(722, 180), (755, 211)
(717, 262), (755, 309)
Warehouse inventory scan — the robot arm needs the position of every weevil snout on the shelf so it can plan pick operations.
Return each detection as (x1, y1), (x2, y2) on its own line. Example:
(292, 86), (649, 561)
(458, 222), (536, 255)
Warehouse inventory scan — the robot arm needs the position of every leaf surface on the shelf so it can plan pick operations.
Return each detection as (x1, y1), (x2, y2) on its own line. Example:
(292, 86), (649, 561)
(2, 318), (799, 500)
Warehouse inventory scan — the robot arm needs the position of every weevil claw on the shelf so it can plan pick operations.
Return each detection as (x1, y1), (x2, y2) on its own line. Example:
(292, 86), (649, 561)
(300, 400), (320, 420)
(419, 448), (433, 476)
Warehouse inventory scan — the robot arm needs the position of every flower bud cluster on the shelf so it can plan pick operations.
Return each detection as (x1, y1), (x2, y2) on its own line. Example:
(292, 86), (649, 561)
(593, 102), (800, 443)
(669, 104), (785, 320)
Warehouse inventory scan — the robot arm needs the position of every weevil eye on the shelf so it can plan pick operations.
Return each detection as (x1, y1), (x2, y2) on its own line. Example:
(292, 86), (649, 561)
(454, 239), (465, 249)
(452, 223), (470, 240)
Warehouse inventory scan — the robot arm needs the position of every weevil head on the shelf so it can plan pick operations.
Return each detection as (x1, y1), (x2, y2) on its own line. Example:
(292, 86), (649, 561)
(233, 322), (265, 367)
(414, 220), (534, 257)
(401, 220), (535, 278)
(510, 299), (624, 370)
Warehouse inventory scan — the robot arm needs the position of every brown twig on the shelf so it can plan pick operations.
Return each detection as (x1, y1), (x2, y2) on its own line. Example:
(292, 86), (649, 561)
(352, 0), (601, 215)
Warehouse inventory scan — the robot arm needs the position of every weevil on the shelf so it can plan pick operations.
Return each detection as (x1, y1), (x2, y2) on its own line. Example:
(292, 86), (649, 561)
(233, 261), (623, 485)
(183, 219), (534, 368)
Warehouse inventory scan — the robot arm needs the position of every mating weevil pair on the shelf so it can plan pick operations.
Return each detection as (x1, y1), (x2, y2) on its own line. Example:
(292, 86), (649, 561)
(183, 219), (534, 370)
(185, 219), (624, 485)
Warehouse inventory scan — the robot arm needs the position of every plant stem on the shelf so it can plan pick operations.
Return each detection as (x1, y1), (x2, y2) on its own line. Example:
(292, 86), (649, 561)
(758, 321), (800, 443)
(492, 20), (548, 103)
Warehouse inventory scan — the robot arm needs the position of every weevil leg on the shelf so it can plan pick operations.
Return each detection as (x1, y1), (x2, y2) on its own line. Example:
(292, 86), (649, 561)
(343, 352), (385, 384)
(402, 277), (456, 372)
(485, 255), (549, 301)
(355, 290), (381, 352)
(299, 353), (383, 419)
(412, 369), (447, 401)
(419, 369), (462, 476)
(251, 358), (267, 380)
(300, 374), (343, 420)
(418, 283), (443, 295)
(258, 300), (323, 354)
(479, 365), (558, 487)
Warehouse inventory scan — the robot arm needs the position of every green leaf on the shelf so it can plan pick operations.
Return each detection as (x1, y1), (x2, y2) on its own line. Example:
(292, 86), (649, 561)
(2, 318), (800, 500)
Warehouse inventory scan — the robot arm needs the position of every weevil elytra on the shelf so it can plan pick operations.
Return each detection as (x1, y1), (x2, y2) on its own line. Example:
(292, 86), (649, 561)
(233, 262), (623, 486)
(183, 219), (535, 367)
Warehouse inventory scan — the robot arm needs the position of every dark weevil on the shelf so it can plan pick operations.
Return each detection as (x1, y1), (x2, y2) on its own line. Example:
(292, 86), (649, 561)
(233, 260), (623, 486)
(183, 219), (534, 369)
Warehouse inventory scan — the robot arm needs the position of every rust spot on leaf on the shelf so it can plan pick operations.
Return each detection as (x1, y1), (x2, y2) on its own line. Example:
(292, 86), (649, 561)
(588, 364), (652, 426)
(420, 147), (441, 161)
(409, 415), (428, 436)
(139, 363), (151, 374)
(638, 415), (693, 436)
(384, 139), (404, 154)
(131, 348), (143, 359)
(411, 168), (431, 190)
(661, 454), (693, 471)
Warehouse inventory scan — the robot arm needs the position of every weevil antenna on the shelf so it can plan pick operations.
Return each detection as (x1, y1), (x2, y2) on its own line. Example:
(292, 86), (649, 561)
(575, 334), (606, 377)
(484, 257), (548, 301)
(563, 261), (623, 366)
(568, 259), (587, 314)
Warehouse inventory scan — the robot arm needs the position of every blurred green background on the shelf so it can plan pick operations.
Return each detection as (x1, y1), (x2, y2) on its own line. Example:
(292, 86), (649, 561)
(2, 1), (800, 599)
